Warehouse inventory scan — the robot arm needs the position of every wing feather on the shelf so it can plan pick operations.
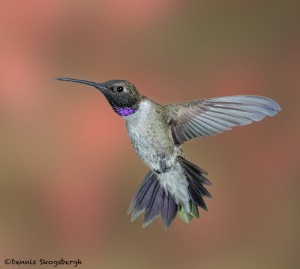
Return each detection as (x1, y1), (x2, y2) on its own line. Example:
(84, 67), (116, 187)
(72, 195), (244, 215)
(166, 95), (280, 145)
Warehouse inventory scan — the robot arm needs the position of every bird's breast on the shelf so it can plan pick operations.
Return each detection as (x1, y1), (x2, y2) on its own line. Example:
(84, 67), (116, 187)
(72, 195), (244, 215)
(125, 100), (178, 171)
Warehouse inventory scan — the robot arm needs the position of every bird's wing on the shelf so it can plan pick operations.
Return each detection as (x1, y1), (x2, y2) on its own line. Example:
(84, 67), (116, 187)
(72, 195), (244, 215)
(165, 95), (281, 145)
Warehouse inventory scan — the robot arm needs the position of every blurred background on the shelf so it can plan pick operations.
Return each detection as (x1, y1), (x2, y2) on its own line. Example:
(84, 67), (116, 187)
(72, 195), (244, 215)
(0, 0), (299, 268)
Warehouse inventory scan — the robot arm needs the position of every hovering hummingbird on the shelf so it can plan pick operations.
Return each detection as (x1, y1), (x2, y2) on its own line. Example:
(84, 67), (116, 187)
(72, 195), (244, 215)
(56, 77), (281, 229)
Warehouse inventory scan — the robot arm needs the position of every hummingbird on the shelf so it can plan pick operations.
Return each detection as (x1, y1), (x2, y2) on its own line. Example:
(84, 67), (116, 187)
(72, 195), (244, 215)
(56, 77), (281, 229)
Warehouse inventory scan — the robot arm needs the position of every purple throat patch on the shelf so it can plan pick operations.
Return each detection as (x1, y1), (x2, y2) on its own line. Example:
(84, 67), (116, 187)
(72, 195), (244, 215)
(115, 107), (136, 117)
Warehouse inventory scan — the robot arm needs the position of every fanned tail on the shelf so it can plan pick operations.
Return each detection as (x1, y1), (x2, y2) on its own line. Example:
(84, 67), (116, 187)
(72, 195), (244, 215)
(128, 157), (211, 229)
(127, 171), (178, 229)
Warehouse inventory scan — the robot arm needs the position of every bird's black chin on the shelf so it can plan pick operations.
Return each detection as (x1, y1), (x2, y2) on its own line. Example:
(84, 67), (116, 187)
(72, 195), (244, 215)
(55, 77), (108, 92)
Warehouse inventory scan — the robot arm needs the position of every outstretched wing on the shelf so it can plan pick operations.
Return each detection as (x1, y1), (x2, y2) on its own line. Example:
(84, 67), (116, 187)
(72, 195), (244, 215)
(166, 95), (281, 145)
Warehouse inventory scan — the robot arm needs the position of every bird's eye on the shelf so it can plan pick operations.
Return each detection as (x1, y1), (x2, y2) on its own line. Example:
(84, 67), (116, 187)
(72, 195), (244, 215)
(116, 86), (124, 92)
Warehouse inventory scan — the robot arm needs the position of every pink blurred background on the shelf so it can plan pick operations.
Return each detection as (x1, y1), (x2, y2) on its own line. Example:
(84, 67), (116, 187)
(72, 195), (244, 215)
(0, 1), (299, 268)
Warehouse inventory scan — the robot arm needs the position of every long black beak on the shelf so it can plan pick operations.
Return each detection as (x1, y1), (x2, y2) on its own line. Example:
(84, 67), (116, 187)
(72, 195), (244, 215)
(55, 77), (107, 91)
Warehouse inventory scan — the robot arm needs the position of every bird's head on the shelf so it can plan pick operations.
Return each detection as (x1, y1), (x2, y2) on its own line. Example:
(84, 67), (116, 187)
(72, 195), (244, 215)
(56, 77), (143, 116)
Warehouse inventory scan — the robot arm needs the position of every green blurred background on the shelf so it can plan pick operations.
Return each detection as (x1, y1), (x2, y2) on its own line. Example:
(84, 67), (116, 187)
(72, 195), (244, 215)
(0, 1), (299, 268)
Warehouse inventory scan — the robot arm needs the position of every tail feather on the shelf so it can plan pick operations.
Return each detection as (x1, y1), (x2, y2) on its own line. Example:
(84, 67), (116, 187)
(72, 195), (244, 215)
(128, 171), (158, 221)
(142, 181), (162, 227)
(128, 157), (211, 229)
(178, 156), (211, 185)
(178, 156), (212, 212)
(178, 201), (200, 223)
(161, 192), (178, 229)
(189, 185), (208, 211)
(128, 170), (178, 229)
